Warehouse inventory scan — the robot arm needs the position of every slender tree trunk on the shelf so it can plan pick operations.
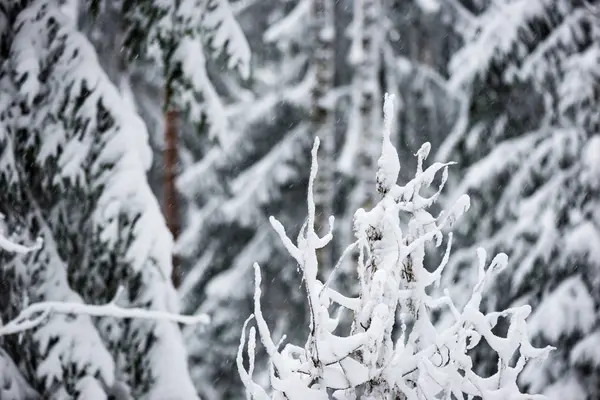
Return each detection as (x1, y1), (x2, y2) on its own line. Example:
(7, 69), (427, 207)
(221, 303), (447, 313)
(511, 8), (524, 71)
(311, 0), (335, 268)
(353, 0), (383, 209)
(164, 86), (180, 288)
(337, 0), (384, 290)
(403, 7), (419, 164)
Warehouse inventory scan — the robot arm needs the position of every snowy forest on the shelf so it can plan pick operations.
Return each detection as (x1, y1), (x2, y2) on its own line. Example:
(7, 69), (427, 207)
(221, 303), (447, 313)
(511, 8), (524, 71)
(0, 0), (599, 399)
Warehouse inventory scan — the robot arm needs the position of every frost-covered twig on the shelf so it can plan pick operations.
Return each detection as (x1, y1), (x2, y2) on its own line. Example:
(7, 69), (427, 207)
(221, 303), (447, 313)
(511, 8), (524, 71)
(0, 285), (209, 337)
(238, 93), (553, 399)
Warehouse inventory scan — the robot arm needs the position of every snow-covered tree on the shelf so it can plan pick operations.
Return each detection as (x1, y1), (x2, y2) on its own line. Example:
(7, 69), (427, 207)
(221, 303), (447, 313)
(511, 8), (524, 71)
(175, 1), (317, 397)
(80, 0), (251, 206)
(237, 93), (552, 399)
(110, 0), (251, 144)
(0, 0), (247, 398)
(335, 0), (462, 289)
(175, 1), (464, 396)
(437, 1), (600, 397)
(80, 0), (251, 287)
(0, 219), (207, 399)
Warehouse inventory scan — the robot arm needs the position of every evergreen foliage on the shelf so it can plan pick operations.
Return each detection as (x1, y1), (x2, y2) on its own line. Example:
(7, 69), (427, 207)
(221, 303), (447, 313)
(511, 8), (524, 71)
(437, 1), (600, 397)
(0, 0), (248, 398)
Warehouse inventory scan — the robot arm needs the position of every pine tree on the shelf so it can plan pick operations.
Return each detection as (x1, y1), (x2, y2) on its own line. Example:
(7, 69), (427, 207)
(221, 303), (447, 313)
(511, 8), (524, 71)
(0, 0), (247, 398)
(437, 1), (600, 397)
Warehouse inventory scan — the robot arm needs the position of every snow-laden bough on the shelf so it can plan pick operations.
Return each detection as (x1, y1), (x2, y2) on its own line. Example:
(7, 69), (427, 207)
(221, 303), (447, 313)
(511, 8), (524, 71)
(0, 215), (209, 337)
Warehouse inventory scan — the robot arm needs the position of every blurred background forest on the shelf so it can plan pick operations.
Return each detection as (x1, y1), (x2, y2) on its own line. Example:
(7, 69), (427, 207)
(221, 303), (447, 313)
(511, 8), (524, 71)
(1, 0), (599, 398)
(145, 0), (463, 397)
(105, 0), (599, 398)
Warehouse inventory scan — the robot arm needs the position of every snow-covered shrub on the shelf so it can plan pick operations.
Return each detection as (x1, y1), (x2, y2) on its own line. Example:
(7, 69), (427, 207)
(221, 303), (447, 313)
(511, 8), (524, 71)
(236, 94), (553, 399)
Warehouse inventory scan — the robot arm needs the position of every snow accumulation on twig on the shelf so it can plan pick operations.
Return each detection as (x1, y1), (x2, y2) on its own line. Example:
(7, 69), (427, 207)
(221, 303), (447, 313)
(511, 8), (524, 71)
(0, 222), (209, 337)
(237, 93), (554, 399)
(0, 286), (210, 337)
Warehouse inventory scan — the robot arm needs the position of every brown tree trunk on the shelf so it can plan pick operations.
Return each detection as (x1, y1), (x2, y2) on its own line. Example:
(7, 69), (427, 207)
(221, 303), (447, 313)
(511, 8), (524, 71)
(164, 87), (180, 288)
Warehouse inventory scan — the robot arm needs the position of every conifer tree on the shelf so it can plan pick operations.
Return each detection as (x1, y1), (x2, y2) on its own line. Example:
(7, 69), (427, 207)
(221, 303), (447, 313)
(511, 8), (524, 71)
(176, 1), (316, 397)
(437, 1), (600, 397)
(0, 0), (248, 398)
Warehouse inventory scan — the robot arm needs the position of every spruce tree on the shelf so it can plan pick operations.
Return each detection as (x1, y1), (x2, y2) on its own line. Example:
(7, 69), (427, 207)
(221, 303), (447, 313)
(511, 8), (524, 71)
(0, 0), (248, 398)
(437, 1), (600, 397)
(177, 1), (316, 397)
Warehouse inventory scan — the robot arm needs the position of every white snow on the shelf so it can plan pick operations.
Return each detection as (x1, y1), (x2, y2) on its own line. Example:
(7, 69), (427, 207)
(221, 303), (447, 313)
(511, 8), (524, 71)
(415, 0), (440, 14)
(197, 0), (251, 78)
(564, 221), (600, 266)
(542, 375), (587, 400)
(581, 134), (600, 188)
(528, 275), (595, 343)
(236, 94), (551, 399)
(571, 331), (600, 368)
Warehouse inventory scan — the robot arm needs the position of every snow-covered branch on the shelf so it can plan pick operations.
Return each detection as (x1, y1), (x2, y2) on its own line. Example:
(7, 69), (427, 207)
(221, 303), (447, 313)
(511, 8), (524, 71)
(0, 216), (43, 254)
(1, 216), (209, 337)
(237, 93), (553, 399)
(0, 284), (209, 337)
(0, 235), (42, 254)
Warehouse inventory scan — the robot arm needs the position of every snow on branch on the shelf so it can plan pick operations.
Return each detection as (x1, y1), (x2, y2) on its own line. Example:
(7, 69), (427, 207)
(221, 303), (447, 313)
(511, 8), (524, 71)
(0, 235), (42, 254)
(1, 214), (208, 336)
(263, 0), (309, 47)
(0, 216), (43, 254)
(237, 93), (553, 399)
(0, 284), (209, 337)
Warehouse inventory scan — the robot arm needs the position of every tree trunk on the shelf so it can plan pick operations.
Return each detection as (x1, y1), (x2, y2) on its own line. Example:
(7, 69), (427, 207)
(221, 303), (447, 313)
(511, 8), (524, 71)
(353, 0), (383, 210)
(164, 86), (180, 288)
(311, 0), (336, 268)
(336, 0), (384, 295)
